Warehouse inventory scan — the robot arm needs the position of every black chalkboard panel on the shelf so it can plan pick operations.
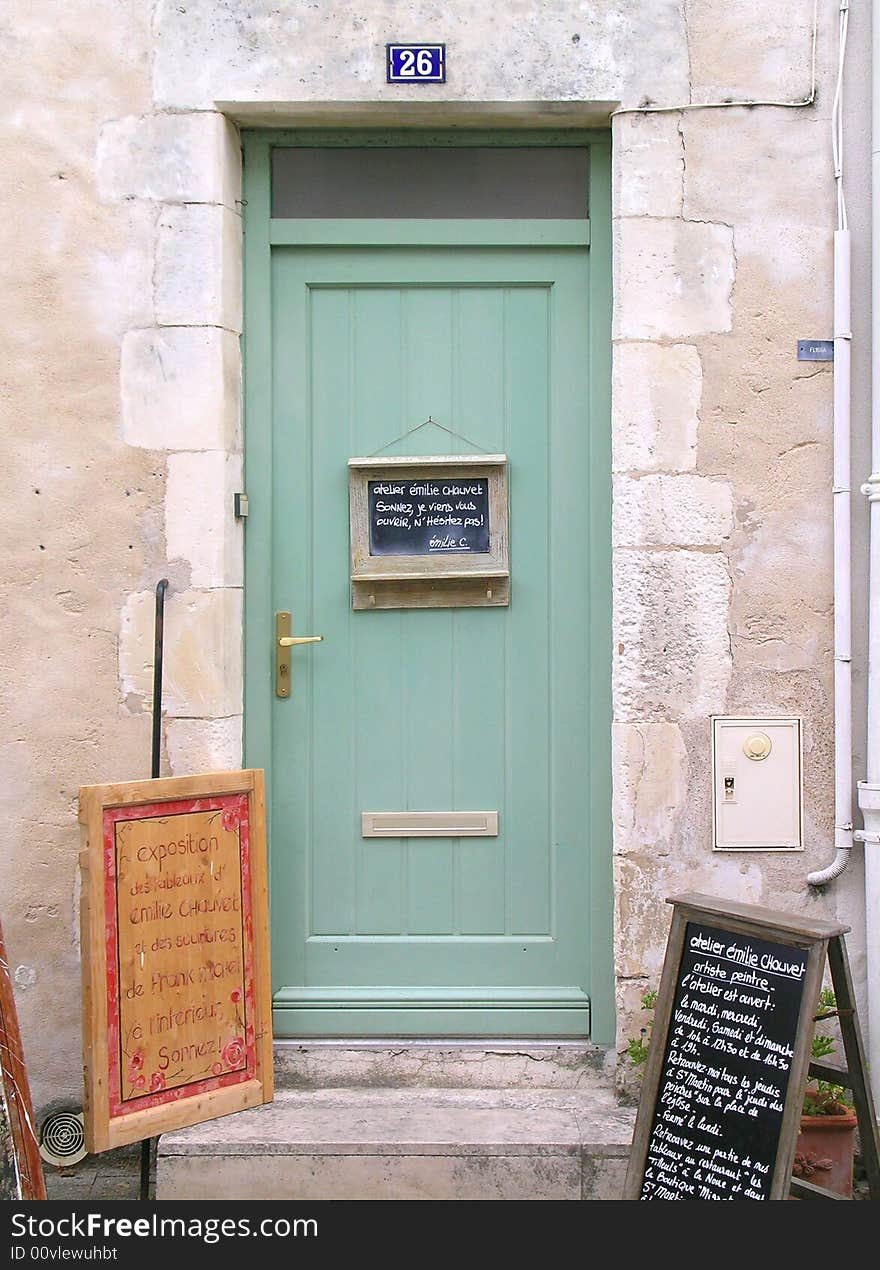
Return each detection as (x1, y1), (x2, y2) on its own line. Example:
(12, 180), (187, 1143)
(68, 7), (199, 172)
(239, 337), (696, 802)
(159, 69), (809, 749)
(368, 477), (490, 556)
(640, 921), (807, 1200)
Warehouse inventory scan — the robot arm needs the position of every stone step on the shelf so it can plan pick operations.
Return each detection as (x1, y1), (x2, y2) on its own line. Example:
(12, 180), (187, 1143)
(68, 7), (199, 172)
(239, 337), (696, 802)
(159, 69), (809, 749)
(157, 1087), (635, 1201)
(273, 1039), (615, 1091)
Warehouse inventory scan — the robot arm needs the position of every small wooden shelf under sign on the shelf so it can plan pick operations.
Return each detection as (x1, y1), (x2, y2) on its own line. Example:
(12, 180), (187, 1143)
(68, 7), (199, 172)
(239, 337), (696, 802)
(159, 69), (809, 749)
(350, 567), (510, 583)
(349, 453), (509, 610)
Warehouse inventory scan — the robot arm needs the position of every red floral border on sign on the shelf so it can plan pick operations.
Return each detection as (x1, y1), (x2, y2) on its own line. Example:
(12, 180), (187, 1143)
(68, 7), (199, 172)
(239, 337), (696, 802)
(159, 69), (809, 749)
(103, 793), (257, 1118)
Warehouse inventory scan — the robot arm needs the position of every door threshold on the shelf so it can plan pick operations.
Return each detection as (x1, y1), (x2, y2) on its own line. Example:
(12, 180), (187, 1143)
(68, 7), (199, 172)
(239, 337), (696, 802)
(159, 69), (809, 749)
(273, 1038), (595, 1049)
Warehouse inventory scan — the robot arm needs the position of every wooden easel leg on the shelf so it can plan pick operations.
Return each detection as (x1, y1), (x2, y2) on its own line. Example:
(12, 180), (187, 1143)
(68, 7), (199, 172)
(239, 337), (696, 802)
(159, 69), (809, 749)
(827, 935), (880, 1200)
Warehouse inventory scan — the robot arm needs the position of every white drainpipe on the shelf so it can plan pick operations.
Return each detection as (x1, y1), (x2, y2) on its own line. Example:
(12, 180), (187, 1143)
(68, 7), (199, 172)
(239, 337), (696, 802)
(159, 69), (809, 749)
(855, 0), (880, 1107)
(807, 228), (853, 890)
(808, 2), (854, 889)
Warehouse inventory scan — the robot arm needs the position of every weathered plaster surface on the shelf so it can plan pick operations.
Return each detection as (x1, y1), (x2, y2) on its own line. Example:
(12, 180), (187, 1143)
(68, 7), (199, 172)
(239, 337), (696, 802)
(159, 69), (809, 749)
(0, 0), (869, 1109)
(150, 0), (691, 112)
(0, 0), (159, 1112)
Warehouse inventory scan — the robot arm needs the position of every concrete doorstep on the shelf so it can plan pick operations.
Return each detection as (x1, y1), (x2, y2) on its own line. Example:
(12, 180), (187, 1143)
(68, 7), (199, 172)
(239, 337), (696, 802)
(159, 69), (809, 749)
(156, 1086), (635, 1201)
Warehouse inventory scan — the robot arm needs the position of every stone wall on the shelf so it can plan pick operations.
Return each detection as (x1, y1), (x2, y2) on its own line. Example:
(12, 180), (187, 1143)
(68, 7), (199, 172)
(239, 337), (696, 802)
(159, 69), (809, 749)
(0, 0), (871, 1109)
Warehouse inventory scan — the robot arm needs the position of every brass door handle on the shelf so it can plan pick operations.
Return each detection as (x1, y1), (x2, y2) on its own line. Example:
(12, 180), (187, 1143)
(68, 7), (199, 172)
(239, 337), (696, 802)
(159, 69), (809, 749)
(275, 612), (323, 698)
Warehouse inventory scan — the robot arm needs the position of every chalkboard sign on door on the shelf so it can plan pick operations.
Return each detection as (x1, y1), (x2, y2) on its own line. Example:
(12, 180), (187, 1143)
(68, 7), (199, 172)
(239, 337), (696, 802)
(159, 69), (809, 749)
(624, 894), (847, 1201)
(349, 455), (509, 609)
(368, 476), (490, 556)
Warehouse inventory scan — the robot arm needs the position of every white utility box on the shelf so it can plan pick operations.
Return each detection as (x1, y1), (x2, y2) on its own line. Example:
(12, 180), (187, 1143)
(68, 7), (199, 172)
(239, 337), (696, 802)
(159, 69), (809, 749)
(711, 716), (803, 851)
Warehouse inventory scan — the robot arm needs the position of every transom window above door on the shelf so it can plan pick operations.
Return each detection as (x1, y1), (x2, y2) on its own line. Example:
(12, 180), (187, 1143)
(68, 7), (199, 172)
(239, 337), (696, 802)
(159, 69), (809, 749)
(270, 146), (590, 219)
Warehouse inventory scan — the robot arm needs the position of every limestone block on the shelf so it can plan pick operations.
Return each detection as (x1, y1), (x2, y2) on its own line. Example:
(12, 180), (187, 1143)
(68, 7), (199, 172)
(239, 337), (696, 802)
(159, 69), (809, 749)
(612, 722), (689, 856)
(166, 451), (243, 588)
(97, 111), (240, 206)
(615, 219), (735, 340)
(695, 335), (832, 480)
(613, 474), (733, 548)
(151, 0), (689, 112)
(730, 504), (832, 673)
(613, 342), (700, 472)
(613, 549), (732, 721)
(165, 716), (243, 775)
(155, 204), (242, 330)
(582, 1157), (629, 1201)
(687, 0), (823, 103)
(682, 113), (833, 287)
(121, 327), (241, 451)
(613, 857), (673, 984)
(614, 853), (763, 981)
(273, 1043), (610, 1093)
(119, 588), (242, 718)
(613, 112), (683, 218)
(157, 1150), (584, 1200)
(683, 114), (826, 230)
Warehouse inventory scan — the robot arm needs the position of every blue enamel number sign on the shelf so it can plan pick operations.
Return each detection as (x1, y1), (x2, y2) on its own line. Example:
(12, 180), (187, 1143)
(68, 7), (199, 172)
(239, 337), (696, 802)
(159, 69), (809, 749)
(386, 44), (446, 83)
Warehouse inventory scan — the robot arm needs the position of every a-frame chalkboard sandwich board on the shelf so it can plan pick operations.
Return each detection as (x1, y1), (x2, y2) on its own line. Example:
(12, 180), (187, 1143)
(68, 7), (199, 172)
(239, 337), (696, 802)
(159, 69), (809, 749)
(79, 771), (273, 1152)
(624, 894), (845, 1201)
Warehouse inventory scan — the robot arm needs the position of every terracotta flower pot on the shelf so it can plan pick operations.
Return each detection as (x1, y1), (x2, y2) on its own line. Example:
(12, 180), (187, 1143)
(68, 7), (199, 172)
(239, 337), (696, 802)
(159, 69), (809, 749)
(794, 1112), (858, 1196)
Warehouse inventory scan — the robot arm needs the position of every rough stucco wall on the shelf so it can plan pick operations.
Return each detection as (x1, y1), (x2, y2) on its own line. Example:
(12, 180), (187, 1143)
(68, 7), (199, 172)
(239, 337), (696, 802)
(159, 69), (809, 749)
(0, 0), (870, 1111)
(0, 1), (158, 1111)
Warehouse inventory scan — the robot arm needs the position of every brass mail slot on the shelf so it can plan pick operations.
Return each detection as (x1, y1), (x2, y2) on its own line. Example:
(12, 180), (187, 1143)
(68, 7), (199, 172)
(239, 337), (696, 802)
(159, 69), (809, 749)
(362, 811), (499, 838)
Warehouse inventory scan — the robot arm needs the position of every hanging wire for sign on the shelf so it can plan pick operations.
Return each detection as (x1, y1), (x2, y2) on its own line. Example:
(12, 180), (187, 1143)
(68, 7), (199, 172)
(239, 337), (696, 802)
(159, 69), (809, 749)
(367, 417), (493, 458)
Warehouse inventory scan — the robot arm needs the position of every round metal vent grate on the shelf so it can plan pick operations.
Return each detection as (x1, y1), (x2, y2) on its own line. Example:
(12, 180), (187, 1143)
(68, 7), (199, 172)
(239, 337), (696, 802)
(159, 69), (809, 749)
(39, 1110), (87, 1167)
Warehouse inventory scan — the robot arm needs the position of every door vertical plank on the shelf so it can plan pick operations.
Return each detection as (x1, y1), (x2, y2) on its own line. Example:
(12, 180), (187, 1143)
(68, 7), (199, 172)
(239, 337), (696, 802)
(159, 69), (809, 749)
(586, 142), (615, 1044)
(401, 287), (456, 935)
(353, 289), (406, 936)
(309, 286), (357, 935)
(453, 289), (507, 935)
(270, 251), (312, 985)
(549, 254), (592, 990)
(504, 285), (552, 938)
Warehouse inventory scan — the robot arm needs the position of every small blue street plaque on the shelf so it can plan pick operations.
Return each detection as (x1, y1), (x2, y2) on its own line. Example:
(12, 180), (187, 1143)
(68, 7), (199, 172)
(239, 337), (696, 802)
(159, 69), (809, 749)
(797, 339), (834, 362)
(386, 43), (446, 84)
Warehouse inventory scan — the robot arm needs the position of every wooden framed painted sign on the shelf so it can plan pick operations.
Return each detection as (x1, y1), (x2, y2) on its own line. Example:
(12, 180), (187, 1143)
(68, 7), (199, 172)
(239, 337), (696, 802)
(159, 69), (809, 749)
(349, 454), (509, 609)
(624, 893), (846, 1201)
(0, 917), (46, 1199)
(78, 771), (273, 1152)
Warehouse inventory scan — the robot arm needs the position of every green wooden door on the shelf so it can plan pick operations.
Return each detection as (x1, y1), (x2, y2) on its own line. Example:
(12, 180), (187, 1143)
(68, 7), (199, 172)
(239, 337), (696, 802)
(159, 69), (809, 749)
(244, 138), (612, 1039)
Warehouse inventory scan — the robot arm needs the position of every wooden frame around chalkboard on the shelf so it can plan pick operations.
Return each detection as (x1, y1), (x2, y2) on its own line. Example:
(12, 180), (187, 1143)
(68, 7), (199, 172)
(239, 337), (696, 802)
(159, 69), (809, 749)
(348, 454), (509, 609)
(78, 770), (273, 1153)
(624, 893), (846, 1201)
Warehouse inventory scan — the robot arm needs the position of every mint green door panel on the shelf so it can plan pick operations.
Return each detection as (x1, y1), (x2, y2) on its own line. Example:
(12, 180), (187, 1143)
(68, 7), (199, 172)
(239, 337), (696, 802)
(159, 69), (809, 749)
(266, 240), (599, 1036)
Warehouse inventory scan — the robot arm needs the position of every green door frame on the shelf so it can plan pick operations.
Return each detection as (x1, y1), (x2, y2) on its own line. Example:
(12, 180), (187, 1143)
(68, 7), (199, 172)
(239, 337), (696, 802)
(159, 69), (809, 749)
(240, 128), (614, 1044)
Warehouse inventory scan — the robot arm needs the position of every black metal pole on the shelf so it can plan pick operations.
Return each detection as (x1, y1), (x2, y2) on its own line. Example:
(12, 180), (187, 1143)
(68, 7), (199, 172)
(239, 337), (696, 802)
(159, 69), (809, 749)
(151, 579), (168, 782)
(141, 579), (168, 1202)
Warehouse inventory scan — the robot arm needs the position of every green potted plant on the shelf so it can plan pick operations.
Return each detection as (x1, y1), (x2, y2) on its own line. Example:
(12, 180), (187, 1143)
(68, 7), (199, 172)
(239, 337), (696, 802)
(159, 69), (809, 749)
(793, 989), (858, 1196)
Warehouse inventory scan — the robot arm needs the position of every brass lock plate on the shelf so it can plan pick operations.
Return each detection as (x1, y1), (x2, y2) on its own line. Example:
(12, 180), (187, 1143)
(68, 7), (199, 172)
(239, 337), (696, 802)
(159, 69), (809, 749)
(276, 611), (292, 698)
